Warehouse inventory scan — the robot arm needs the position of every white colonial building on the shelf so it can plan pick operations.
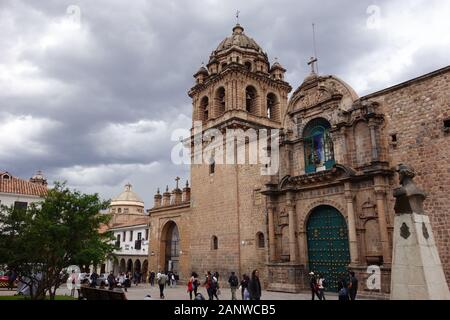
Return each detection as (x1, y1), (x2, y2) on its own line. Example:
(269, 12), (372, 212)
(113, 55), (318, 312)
(104, 184), (150, 280)
(0, 171), (47, 208)
(107, 223), (149, 277)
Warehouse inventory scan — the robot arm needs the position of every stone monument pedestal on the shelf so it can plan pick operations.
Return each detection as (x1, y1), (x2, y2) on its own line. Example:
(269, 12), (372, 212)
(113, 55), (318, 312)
(390, 164), (450, 300)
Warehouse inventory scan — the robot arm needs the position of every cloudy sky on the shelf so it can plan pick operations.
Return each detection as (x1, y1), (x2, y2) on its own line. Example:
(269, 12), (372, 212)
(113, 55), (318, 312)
(1, 0), (449, 207)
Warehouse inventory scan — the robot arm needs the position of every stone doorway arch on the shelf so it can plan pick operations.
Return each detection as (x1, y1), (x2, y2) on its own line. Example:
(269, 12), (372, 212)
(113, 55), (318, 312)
(142, 260), (149, 283)
(160, 220), (180, 274)
(306, 205), (350, 292)
(127, 259), (133, 273)
(119, 259), (126, 273)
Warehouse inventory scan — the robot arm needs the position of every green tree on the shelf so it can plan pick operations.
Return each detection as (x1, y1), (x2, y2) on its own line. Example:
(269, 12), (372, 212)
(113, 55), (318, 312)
(0, 182), (115, 300)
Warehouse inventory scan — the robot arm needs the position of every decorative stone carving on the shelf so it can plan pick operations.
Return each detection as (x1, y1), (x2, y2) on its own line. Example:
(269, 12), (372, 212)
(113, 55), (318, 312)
(360, 198), (377, 219)
(400, 223), (410, 239)
(393, 164), (427, 214)
(297, 89), (330, 109)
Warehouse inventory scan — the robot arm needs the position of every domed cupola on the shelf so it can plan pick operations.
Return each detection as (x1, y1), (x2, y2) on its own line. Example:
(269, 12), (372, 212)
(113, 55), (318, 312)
(207, 23), (269, 74)
(215, 23), (263, 54)
(110, 183), (145, 214)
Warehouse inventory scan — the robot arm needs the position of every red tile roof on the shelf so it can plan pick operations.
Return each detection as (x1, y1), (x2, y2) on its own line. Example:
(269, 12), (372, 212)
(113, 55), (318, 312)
(0, 172), (48, 197)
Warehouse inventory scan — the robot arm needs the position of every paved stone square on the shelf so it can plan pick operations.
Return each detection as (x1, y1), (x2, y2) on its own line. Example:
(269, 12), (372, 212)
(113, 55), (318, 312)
(1, 283), (350, 300)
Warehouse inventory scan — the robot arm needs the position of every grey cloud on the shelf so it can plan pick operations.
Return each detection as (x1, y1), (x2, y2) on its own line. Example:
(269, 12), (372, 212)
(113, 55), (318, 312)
(1, 0), (449, 202)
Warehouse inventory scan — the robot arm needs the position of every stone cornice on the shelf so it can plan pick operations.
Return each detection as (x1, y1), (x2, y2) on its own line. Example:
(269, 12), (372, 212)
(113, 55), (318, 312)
(188, 64), (291, 97)
(147, 202), (190, 215)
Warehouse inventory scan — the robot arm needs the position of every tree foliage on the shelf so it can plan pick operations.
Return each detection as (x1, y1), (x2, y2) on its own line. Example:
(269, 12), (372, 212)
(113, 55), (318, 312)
(0, 182), (115, 300)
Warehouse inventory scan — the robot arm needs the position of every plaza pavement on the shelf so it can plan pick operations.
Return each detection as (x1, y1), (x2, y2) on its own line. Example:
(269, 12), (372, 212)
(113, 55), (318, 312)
(0, 283), (351, 300)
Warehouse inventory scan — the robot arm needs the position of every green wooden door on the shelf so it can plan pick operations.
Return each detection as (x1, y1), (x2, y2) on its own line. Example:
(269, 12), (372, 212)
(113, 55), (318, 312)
(307, 205), (350, 292)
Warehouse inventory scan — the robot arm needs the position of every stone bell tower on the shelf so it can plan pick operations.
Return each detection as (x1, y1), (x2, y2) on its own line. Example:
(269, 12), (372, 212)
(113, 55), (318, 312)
(187, 23), (291, 282)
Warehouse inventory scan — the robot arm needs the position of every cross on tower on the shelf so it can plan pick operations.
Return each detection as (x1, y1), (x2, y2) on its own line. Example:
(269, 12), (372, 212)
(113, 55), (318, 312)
(307, 56), (318, 74)
(175, 176), (180, 189)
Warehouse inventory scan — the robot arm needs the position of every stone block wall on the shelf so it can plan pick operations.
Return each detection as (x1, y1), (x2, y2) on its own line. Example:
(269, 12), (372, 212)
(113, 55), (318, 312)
(366, 66), (450, 283)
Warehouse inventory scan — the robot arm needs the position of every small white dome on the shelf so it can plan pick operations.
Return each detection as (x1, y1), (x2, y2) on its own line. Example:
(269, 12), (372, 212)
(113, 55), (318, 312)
(111, 183), (144, 207)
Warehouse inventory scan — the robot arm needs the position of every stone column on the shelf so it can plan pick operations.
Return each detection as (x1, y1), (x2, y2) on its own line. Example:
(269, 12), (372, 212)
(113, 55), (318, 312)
(368, 121), (379, 161)
(344, 182), (359, 264)
(162, 186), (171, 207)
(182, 180), (191, 203)
(298, 230), (307, 266)
(267, 204), (276, 262)
(374, 175), (392, 265)
(154, 188), (162, 208)
(331, 128), (347, 165)
(286, 192), (298, 263)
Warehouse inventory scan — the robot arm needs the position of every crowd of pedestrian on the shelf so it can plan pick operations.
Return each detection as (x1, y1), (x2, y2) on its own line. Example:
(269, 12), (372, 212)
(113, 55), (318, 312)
(309, 270), (358, 301)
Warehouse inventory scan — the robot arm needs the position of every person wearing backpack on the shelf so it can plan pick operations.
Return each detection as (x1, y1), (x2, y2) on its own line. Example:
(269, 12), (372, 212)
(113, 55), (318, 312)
(157, 271), (167, 299)
(228, 271), (239, 300)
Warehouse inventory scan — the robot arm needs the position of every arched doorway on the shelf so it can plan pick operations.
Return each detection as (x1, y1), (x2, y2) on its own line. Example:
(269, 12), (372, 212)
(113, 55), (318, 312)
(119, 259), (126, 273)
(113, 260), (119, 275)
(134, 259), (141, 274)
(127, 259), (133, 273)
(306, 205), (350, 291)
(142, 260), (148, 283)
(160, 221), (180, 274)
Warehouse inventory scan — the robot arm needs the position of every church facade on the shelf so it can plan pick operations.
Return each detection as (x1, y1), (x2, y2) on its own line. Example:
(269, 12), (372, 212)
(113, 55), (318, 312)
(147, 23), (450, 297)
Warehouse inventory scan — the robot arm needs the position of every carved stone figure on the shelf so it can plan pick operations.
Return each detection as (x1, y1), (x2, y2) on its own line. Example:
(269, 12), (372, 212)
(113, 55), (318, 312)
(393, 164), (427, 215)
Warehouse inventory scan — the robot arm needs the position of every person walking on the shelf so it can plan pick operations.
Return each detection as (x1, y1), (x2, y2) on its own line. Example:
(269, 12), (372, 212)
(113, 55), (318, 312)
(193, 273), (199, 296)
(309, 272), (320, 300)
(133, 270), (140, 286)
(317, 273), (326, 300)
(157, 271), (167, 299)
(69, 270), (77, 298)
(171, 273), (176, 288)
(149, 271), (155, 287)
(228, 271), (239, 300)
(187, 272), (196, 300)
(348, 271), (358, 300)
(203, 272), (214, 300)
(107, 271), (116, 291)
(248, 269), (262, 300)
(124, 273), (131, 292)
(89, 271), (98, 288)
(212, 272), (220, 300)
(7, 269), (17, 291)
(240, 274), (250, 300)
(338, 274), (349, 301)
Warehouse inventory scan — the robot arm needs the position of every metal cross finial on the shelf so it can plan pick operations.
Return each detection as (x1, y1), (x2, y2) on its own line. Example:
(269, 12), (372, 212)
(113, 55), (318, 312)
(175, 176), (180, 189)
(307, 56), (318, 74)
(236, 10), (240, 24)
